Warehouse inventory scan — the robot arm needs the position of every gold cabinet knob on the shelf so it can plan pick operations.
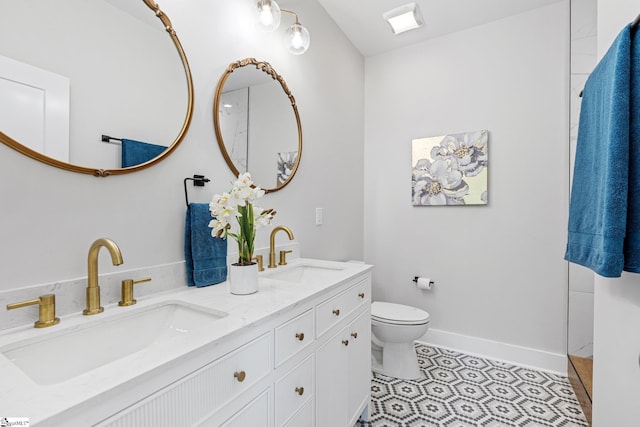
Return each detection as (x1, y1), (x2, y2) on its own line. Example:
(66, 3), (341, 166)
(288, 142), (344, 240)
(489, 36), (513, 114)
(342, 340), (349, 346)
(332, 309), (340, 316)
(6, 294), (60, 328)
(351, 332), (358, 339)
(234, 371), (246, 382)
(358, 292), (365, 299)
(119, 277), (152, 306)
(295, 387), (305, 396)
(295, 332), (305, 341)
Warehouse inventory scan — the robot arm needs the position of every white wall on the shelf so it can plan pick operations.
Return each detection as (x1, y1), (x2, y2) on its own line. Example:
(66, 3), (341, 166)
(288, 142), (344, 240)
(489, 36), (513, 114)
(0, 0), (364, 291)
(364, 2), (570, 371)
(593, 1), (640, 424)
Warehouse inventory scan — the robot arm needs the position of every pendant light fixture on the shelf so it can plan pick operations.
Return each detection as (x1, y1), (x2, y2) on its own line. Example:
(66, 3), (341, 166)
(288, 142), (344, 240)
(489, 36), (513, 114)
(256, 0), (281, 32)
(282, 10), (310, 55)
(256, 0), (310, 55)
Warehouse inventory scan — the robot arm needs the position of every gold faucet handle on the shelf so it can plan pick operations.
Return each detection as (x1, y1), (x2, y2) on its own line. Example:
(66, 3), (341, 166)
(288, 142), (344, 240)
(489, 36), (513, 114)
(279, 250), (293, 266)
(119, 277), (152, 307)
(252, 255), (264, 272)
(7, 294), (60, 328)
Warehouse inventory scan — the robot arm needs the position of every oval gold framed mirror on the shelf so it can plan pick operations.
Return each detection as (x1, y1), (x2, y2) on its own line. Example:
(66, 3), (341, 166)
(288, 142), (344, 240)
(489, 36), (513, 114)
(213, 58), (302, 193)
(0, 0), (193, 177)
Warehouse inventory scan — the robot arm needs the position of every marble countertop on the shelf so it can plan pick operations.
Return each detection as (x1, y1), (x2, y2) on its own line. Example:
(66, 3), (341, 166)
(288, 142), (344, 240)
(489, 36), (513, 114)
(0, 258), (372, 425)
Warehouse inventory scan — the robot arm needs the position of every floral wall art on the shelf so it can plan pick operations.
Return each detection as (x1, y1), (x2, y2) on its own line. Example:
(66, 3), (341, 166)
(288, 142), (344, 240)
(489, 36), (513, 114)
(276, 150), (298, 187)
(412, 129), (488, 206)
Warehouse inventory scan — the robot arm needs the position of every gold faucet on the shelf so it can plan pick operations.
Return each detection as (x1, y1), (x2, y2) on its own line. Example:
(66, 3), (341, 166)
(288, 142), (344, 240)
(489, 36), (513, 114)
(252, 255), (264, 272)
(84, 238), (123, 315)
(7, 294), (60, 328)
(268, 226), (294, 268)
(279, 249), (293, 266)
(119, 277), (152, 306)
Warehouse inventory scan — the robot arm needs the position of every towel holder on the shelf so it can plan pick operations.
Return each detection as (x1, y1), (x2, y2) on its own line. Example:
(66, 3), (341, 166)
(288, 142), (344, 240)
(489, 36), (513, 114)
(101, 134), (122, 144)
(184, 175), (211, 206)
(579, 12), (640, 98)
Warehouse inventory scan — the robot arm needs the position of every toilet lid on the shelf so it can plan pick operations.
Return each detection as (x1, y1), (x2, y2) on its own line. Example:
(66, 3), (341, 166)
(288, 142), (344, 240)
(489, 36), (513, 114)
(371, 301), (430, 325)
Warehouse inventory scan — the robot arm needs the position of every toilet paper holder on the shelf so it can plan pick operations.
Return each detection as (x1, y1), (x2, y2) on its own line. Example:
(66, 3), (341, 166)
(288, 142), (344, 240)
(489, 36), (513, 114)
(413, 277), (434, 285)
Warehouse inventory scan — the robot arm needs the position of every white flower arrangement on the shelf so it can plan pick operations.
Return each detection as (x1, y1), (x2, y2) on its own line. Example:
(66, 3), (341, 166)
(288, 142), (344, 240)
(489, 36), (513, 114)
(209, 173), (276, 265)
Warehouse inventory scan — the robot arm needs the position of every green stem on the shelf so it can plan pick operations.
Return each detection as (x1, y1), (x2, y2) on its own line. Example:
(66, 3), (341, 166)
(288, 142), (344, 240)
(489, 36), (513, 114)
(236, 204), (256, 265)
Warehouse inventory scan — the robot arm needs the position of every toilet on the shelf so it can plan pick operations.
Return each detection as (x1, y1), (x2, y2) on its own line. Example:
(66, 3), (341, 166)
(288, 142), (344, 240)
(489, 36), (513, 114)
(371, 301), (430, 380)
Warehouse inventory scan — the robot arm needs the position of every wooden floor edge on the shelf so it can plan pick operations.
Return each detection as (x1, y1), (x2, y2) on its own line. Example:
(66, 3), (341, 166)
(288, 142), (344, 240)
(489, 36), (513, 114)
(568, 356), (592, 426)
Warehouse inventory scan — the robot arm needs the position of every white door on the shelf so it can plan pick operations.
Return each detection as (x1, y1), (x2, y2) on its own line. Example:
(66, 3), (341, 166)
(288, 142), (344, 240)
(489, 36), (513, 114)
(0, 54), (70, 161)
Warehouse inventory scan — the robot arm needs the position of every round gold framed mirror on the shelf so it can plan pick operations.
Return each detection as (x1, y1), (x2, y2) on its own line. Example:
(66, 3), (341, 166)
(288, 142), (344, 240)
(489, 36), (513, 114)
(0, 0), (193, 177)
(213, 58), (302, 193)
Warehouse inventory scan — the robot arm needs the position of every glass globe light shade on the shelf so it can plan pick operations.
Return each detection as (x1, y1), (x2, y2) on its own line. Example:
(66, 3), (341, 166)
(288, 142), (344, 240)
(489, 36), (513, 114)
(256, 0), (281, 32)
(284, 23), (310, 55)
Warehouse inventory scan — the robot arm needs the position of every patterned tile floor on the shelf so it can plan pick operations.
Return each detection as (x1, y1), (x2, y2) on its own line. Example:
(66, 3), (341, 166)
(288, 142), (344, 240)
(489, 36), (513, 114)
(360, 344), (588, 427)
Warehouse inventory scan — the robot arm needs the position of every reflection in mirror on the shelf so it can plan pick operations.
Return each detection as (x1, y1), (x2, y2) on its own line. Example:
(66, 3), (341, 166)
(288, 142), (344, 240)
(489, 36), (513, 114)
(214, 58), (302, 193)
(0, 0), (193, 176)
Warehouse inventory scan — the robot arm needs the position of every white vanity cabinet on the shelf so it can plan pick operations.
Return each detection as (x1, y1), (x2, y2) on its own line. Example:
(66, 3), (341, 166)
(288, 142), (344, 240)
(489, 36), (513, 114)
(90, 269), (371, 427)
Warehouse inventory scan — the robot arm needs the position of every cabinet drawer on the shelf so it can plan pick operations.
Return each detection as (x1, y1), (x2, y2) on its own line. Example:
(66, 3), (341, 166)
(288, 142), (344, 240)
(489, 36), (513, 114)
(220, 387), (272, 427)
(220, 332), (272, 404)
(275, 309), (315, 367)
(100, 333), (272, 427)
(275, 355), (314, 426)
(316, 278), (370, 337)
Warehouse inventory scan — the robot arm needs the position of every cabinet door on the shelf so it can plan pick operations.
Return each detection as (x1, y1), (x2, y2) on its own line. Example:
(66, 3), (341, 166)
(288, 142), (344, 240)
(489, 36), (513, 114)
(283, 400), (313, 427)
(347, 310), (372, 423)
(316, 327), (349, 426)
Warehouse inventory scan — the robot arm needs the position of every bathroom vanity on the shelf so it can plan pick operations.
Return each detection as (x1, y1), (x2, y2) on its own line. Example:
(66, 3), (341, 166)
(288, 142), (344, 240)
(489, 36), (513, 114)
(0, 259), (372, 427)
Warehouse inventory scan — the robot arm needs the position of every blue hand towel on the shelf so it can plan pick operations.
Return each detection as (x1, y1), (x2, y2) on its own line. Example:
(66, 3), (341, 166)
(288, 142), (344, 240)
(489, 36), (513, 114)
(623, 26), (640, 272)
(185, 203), (227, 287)
(565, 25), (631, 277)
(121, 138), (167, 168)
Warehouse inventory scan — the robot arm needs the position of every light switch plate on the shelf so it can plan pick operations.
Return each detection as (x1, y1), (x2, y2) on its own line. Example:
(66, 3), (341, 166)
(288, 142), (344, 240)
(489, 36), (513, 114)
(315, 208), (323, 225)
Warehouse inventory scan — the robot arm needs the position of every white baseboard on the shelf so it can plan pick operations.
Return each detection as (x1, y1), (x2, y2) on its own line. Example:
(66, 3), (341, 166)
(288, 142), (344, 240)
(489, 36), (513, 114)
(418, 328), (567, 376)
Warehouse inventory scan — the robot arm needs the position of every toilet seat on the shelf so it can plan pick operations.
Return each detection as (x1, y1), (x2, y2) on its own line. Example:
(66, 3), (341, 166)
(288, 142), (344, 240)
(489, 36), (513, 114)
(371, 301), (430, 326)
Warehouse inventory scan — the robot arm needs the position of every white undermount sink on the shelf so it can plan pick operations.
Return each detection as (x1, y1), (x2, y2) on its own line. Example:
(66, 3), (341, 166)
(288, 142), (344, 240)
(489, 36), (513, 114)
(0, 301), (227, 385)
(265, 262), (346, 283)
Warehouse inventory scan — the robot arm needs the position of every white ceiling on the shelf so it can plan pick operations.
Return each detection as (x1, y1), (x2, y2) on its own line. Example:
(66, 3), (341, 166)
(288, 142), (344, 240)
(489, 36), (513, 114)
(315, 0), (564, 57)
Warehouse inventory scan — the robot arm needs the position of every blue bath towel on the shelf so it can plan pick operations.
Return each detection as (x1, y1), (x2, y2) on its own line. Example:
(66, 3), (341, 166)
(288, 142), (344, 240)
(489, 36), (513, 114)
(623, 26), (640, 272)
(565, 25), (632, 277)
(185, 203), (228, 287)
(121, 138), (167, 168)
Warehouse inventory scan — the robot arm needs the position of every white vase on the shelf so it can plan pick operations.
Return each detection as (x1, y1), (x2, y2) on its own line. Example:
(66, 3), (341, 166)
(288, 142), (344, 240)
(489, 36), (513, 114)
(229, 262), (259, 295)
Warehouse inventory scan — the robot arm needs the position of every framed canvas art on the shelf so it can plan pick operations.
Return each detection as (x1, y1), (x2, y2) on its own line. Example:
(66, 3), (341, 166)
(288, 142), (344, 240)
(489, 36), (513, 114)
(412, 129), (488, 206)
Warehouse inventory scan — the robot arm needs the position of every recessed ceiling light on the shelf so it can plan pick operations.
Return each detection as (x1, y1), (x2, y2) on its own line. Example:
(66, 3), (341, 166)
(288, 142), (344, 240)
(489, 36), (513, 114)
(382, 2), (424, 35)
